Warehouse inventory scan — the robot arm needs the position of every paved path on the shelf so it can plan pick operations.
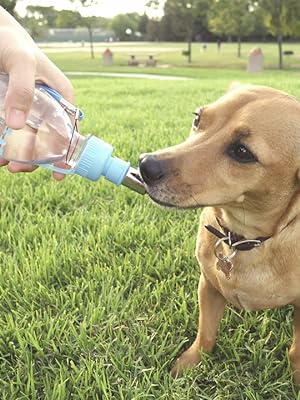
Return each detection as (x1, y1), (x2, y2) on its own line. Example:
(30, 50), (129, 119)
(65, 71), (191, 81)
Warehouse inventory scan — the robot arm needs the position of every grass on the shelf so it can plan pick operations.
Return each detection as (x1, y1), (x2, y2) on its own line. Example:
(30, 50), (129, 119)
(1, 48), (300, 398)
(43, 41), (300, 72)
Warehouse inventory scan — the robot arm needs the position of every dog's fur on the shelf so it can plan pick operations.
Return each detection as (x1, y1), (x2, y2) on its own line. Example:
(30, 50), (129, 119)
(139, 84), (300, 383)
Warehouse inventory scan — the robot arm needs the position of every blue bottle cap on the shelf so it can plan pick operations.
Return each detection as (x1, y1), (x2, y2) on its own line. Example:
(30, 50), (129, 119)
(74, 136), (130, 184)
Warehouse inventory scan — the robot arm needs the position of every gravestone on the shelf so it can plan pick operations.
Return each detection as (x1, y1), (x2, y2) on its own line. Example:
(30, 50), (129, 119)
(247, 47), (264, 73)
(102, 48), (113, 66)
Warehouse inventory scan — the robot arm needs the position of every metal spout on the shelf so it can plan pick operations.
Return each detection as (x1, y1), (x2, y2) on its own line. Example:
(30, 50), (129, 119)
(122, 167), (146, 195)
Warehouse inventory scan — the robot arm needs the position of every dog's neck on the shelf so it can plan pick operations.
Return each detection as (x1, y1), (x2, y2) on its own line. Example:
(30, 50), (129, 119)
(214, 207), (271, 238)
(214, 190), (300, 239)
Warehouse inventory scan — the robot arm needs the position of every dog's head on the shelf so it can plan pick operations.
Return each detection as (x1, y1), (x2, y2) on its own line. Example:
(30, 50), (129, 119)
(139, 85), (300, 213)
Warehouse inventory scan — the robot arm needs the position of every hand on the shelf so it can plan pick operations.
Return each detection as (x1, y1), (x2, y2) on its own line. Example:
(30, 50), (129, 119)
(0, 6), (75, 180)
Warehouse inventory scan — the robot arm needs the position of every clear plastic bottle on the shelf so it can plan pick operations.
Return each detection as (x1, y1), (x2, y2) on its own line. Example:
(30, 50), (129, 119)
(0, 73), (145, 194)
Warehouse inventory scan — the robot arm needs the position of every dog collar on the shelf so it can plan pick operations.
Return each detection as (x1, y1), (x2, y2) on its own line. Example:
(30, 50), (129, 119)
(204, 218), (270, 279)
(204, 218), (270, 251)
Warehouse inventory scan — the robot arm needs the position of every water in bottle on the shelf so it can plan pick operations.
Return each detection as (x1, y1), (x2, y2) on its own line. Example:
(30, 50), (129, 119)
(0, 73), (145, 194)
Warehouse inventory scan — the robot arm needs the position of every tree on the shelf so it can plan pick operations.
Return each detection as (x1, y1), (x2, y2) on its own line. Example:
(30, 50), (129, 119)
(25, 6), (59, 28)
(162, 0), (210, 42)
(159, 0), (210, 61)
(209, 0), (256, 58)
(0, 0), (17, 16)
(25, 17), (48, 40)
(110, 13), (140, 41)
(80, 16), (100, 58)
(146, 18), (161, 41)
(54, 10), (82, 28)
(24, 5), (52, 40)
(258, 0), (300, 69)
(137, 13), (149, 39)
(70, 0), (101, 58)
(144, 1), (165, 41)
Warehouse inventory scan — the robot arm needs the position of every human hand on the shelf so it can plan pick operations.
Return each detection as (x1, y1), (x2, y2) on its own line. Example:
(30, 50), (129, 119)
(0, 6), (74, 180)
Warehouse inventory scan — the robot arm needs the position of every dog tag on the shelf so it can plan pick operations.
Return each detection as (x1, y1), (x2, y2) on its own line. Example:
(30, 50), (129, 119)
(216, 254), (233, 280)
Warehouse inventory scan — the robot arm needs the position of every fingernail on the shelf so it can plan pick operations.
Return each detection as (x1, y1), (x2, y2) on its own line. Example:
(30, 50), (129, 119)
(6, 108), (26, 128)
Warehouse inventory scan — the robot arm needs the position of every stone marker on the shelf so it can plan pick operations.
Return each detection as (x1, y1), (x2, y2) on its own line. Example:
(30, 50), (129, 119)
(128, 55), (139, 66)
(146, 55), (157, 67)
(247, 47), (264, 73)
(102, 48), (113, 66)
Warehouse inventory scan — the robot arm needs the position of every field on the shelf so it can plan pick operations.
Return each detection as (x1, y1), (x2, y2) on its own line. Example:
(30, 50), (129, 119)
(42, 41), (300, 71)
(1, 43), (300, 399)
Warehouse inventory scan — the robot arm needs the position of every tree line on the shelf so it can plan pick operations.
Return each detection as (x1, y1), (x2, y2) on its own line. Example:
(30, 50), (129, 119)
(2, 0), (300, 69)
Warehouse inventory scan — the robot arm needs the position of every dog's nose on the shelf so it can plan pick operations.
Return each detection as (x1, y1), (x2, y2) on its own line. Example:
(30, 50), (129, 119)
(139, 154), (165, 184)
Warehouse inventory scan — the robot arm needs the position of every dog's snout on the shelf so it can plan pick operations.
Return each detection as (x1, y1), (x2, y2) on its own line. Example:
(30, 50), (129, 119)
(139, 154), (165, 184)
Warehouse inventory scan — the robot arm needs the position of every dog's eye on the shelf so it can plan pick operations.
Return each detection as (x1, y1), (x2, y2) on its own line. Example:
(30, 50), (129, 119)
(227, 142), (257, 164)
(192, 110), (202, 129)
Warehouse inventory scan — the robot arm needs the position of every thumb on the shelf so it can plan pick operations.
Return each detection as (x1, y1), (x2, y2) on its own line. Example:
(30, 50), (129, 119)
(4, 54), (36, 129)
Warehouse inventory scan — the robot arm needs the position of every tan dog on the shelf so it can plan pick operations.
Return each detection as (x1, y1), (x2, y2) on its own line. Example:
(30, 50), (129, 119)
(139, 84), (300, 383)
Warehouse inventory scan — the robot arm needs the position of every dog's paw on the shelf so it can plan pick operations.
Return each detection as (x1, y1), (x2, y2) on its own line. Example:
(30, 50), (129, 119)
(170, 344), (201, 377)
(289, 348), (300, 385)
(293, 372), (300, 386)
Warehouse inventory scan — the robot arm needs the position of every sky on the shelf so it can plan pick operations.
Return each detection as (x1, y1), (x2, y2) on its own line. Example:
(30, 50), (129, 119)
(16, 0), (165, 18)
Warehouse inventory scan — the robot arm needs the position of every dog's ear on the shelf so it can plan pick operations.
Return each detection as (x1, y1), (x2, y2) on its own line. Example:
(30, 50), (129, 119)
(228, 82), (242, 92)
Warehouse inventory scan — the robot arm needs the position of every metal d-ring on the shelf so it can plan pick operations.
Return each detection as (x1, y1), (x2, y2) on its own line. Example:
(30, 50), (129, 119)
(213, 236), (237, 261)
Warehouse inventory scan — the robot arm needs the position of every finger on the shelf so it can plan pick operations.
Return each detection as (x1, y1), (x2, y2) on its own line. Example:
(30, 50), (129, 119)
(0, 157), (8, 167)
(3, 46), (36, 129)
(7, 161), (65, 179)
(52, 161), (70, 181)
(36, 52), (74, 103)
(7, 162), (37, 173)
(36, 53), (78, 131)
(52, 172), (65, 181)
(37, 56), (77, 182)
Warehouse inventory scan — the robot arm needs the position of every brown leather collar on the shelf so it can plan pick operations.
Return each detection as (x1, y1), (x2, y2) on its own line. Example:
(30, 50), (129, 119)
(204, 218), (270, 251)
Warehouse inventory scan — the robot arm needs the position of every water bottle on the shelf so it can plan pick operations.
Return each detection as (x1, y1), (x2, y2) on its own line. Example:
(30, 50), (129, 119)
(0, 73), (145, 194)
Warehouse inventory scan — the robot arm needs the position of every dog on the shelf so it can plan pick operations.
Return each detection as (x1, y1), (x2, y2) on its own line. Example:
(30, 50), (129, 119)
(139, 84), (300, 383)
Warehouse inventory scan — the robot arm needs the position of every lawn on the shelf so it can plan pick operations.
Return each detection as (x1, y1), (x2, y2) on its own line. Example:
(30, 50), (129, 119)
(43, 41), (300, 72)
(1, 51), (300, 399)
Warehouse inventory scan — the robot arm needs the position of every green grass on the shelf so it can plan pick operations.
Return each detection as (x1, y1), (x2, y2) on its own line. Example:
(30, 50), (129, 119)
(1, 57), (300, 398)
(44, 41), (300, 72)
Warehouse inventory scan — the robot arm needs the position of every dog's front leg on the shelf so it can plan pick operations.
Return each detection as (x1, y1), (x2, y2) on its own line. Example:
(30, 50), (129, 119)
(289, 305), (300, 384)
(171, 274), (226, 376)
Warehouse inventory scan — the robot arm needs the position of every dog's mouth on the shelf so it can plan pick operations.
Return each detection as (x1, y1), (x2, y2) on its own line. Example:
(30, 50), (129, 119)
(145, 184), (203, 210)
(143, 180), (181, 208)
(138, 155), (203, 209)
(147, 191), (179, 208)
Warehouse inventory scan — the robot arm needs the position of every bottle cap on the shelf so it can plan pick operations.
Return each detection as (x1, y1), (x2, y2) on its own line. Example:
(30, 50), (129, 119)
(74, 136), (130, 184)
